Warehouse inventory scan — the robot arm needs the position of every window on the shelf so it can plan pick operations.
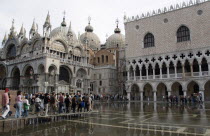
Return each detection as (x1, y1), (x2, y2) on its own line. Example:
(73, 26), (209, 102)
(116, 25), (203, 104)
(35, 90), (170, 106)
(106, 56), (108, 63)
(98, 57), (100, 63)
(102, 55), (104, 63)
(99, 81), (102, 86)
(144, 33), (155, 48)
(177, 26), (190, 42)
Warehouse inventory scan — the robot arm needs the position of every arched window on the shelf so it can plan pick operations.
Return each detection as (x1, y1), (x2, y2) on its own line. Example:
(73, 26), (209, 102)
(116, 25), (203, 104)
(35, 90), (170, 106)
(102, 55), (104, 63)
(144, 33), (155, 48)
(177, 26), (190, 42)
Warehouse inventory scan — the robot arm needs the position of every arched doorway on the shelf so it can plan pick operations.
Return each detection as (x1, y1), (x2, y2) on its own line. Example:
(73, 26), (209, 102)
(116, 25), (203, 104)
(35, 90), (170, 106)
(48, 65), (57, 92)
(0, 65), (7, 89)
(6, 44), (16, 59)
(76, 68), (87, 93)
(171, 82), (183, 97)
(143, 83), (153, 101)
(23, 66), (35, 93)
(130, 84), (140, 100)
(157, 83), (167, 101)
(187, 81), (199, 96)
(58, 65), (72, 93)
(204, 80), (210, 101)
(11, 67), (20, 90)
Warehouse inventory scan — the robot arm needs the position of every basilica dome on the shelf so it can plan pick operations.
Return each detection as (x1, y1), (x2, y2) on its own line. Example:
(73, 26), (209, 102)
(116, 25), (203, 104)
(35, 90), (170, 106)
(106, 26), (125, 49)
(80, 23), (100, 50)
(50, 19), (78, 45)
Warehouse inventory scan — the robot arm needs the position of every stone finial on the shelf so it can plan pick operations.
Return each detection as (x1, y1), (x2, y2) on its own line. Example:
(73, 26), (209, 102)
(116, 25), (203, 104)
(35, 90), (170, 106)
(141, 13), (145, 18)
(19, 24), (24, 36)
(158, 9), (162, 14)
(176, 4), (180, 9)
(147, 12), (150, 17)
(152, 10), (156, 15)
(132, 16), (135, 21)
(182, 2), (186, 7)
(195, 0), (201, 4)
(189, 0), (194, 5)
(164, 7), (167, 12)
(136, 15), (139, 20)
(170, 5), (174, 10)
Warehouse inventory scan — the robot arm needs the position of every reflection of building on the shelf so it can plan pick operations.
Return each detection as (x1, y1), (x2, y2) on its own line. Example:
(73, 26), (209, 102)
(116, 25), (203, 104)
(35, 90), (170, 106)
(125, 1), (210, 101)
(0, 14), (126, 95)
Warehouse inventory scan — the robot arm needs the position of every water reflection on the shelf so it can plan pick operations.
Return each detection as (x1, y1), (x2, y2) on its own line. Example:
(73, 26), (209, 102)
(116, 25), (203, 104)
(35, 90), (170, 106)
(1, 102), (210, 136)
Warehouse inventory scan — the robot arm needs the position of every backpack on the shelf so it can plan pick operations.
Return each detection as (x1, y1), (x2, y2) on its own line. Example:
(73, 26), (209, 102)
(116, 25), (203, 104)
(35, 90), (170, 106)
(23, 103), (29, 110)
(50, 96), (55, 104)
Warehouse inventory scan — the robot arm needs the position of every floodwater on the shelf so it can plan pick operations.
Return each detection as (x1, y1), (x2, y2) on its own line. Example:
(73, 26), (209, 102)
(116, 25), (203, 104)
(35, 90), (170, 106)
(1, 102), (210, 136)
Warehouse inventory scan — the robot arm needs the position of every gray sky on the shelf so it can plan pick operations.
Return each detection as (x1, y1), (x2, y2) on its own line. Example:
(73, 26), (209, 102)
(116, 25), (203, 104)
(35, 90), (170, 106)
(0, 0), (185, 47)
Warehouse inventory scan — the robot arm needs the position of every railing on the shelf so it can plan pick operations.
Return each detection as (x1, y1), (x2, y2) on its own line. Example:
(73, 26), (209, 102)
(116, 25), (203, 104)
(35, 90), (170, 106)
(162, 74), (167, 79)
(177, 73), (182, 78)
(202, 71), (209, 76)
(155, 75), (160, 79)
(129, 71), (210, 81)
(170, 74), (175, 78)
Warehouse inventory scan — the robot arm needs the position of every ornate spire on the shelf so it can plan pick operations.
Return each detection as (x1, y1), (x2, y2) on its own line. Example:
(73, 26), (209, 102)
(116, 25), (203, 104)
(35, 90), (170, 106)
(19, 24), (24, 36)
(31, 19), (36, 32)
(88, 16), (91, 25)
(61, 11), (67, 27)
(85, 16), (93, 32)
(44, 11), (51, 27)
(2, 33), (7, 45)
(114, 19), (121, 33)
(10, 19), (15, 33)
(67, 21), (73, 37)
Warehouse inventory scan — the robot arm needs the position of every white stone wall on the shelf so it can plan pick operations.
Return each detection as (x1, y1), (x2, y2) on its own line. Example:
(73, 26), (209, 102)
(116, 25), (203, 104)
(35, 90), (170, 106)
(125, 2), (210, 58)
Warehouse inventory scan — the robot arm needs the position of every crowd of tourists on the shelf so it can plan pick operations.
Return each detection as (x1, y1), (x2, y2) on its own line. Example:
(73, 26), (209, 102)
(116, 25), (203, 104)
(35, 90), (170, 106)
(1, 88), (94, 119)
(164, 93), (203, 104)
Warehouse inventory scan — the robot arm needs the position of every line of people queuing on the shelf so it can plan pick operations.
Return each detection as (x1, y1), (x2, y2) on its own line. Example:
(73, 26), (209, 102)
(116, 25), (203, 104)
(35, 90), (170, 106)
(1, 88), (94, 119)
(163, 93), (203, 104)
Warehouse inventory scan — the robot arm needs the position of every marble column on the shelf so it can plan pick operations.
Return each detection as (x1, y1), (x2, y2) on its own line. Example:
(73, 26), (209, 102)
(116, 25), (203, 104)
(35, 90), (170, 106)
(183, 90), (187, 97)
(140, 69), (142, 80)
(153, 68), (155, 79)
(146, 68), (149, 80)
(133, 69), (136, 81)
(208, 63), (210, 76)
(153, 91), (157, 102)
(127, 71), (130, 80)
(140, 91), (143, 101)
(127, 92), (131, 101)
(174, 65), (177, 78)
(167, 66), (170, 78)
(160, 67), (162, 79)
(182, 64), (185, 78)
(199, 63), (202, 76)
(168, 91), (171, 97)
(190, 64), (193, 76)
(199, 90), (205, 102)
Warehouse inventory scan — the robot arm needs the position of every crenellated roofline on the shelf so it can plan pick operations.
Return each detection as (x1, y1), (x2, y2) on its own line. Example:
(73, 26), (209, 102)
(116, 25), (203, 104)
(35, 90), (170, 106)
(124, 0), (209, 24)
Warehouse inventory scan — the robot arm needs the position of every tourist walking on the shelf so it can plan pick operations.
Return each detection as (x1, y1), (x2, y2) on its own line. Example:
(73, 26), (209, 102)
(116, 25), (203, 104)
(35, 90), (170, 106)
(44, 93), (50, 116)
(50, 92), (57, 115)
(35, 95), (41, 116)
(58, 93), (64, 114)
(71, 96), (76, 113)
(22, 95), (30, 117)
(15, 91), (23, 118)
(64, 94), (71, 113)
(1, 88), (10, 119)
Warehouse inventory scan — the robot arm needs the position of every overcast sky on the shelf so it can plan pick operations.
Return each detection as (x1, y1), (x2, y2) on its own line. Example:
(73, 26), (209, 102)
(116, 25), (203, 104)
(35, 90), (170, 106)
(0, 0), (186, 47)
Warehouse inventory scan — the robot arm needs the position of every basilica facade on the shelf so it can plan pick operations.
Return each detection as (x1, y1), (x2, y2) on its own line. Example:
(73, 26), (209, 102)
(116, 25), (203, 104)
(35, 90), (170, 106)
(0, 13), (126, 95)
(125, 0), (210, 101)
